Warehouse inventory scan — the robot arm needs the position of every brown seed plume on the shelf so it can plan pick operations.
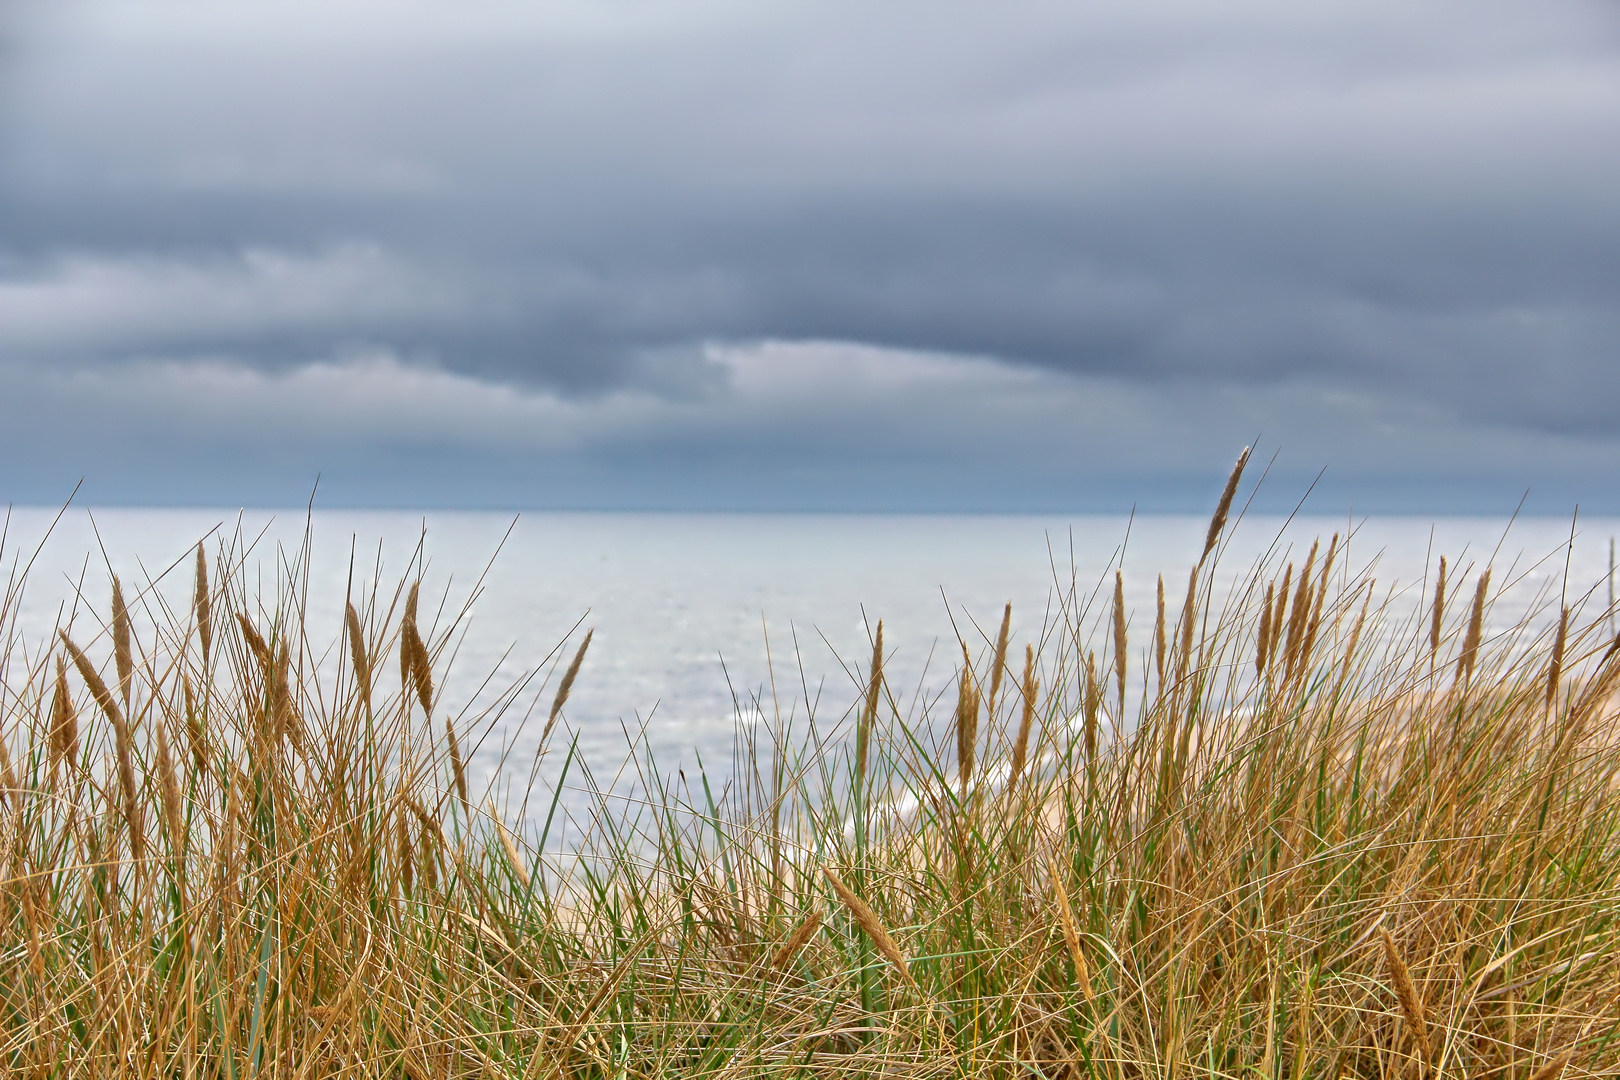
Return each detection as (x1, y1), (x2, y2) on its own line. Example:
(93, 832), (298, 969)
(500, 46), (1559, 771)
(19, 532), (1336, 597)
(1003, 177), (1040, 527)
(397, 811), (415, 895)
(1284, 542), (1318, 682)
(1429, 555), (1447, 663)
(236, 614), (272, 675)
(1290, 541), (1319, 629)
(956, 647), (979, 796)
(271, 636), (303, 750)
(1256, 584), (1274, 678)
(400, 581), (421, 692)
(194, 544), (212, 666)
(489, 800), (531, 890)
(822, 867), (914, 986)
(420, 829), (439, 892)
(1113, 570), (1128, 712)
(1201, 445), (1250, 563)
(1271, 565), (1291, 651)
(404, 618), (433, 716)
(406, 794), (448, 849)
(1319, 532), (1339, 589)
(111, 575), (133, 706)
(771, 906), (824, 970)
(1154, 575), (1167, 690)
(1084, 651), (1099, 763)
(1047, 853), (1096, 1003)
(544, 628), (594, 744)
(115, 736), (144, 864)
(182, 671), (207, 775)
(1178, 566), (1198, 678)
(346, 602), (371, 704)
(156, 728), (184, 857)
(857, 621), (882, 790)
(60, 632), (142, 863)
(1546, 605), (1569, 712)
(1379, 927), (1431, 1064)
(1528, 1050), (1574, 1080)
(987, 602), (1011, 715)
(1457, 569), (1491, 687)
(1298, 551), (1333, 677)
(446, 719), (470, 820)
(1010, 643), (1038, 789)
(402, 802), (443, 895)
(61, 631), (121, 727)
(50, 656), (79, 776)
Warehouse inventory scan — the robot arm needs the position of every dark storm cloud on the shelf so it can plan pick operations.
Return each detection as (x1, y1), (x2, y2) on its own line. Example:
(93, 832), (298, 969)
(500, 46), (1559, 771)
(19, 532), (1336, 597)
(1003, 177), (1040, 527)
(2, 0), (1620, 507)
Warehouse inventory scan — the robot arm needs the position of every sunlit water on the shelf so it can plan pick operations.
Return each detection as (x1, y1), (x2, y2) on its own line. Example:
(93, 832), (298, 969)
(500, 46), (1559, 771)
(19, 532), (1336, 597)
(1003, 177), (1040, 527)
(4, 508), (1616, 827)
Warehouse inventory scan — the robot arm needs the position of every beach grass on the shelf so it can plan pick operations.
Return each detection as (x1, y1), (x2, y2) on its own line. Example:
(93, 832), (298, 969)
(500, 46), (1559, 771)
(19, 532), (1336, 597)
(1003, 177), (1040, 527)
(3, 463), (1620, 1077)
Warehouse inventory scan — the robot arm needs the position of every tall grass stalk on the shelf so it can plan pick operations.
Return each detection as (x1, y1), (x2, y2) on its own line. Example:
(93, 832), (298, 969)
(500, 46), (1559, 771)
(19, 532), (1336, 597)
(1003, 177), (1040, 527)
(2, 495), (1620, 1078)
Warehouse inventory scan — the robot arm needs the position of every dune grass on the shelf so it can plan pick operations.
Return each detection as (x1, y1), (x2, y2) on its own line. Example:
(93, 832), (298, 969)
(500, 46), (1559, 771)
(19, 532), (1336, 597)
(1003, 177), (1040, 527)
(3, 465), (1620, 1077)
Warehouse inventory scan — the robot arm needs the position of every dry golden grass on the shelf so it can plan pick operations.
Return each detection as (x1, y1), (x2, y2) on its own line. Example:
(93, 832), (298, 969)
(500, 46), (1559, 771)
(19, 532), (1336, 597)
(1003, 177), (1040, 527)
(2, 472), (1619, 1077)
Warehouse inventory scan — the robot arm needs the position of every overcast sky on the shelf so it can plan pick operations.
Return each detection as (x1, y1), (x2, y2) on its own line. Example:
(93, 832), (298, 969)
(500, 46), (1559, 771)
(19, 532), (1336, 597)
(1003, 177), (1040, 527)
(2, 0), (1618, 511)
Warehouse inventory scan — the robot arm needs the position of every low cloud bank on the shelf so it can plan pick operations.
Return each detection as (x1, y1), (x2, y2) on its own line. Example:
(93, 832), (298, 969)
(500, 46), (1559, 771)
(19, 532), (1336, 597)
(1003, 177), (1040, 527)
(3, 0), (1618, 508)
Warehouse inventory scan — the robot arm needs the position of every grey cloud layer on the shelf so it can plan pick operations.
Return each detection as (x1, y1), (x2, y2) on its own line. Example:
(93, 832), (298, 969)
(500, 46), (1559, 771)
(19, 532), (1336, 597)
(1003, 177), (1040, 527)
(5, 340), (1613, 510)
(2, 0), (1619, 506)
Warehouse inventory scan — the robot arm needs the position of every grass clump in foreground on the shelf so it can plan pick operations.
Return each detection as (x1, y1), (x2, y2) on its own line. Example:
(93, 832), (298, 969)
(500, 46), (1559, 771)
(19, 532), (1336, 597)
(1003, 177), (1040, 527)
(4, 462), (1620, 1078)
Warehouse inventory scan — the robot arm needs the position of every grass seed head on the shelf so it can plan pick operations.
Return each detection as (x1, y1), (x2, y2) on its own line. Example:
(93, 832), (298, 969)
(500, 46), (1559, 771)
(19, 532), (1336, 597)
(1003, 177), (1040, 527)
(1529, 1050), (1575, 1080)
(156, 728), (184, 857)
(50, 656), (79, 777)
(1084, 650), (1099, 762)
(1047, 853), (1095, 1003)
(1548, 605), (1570, 712)
(182, 671), (208, 776)
(1273, 564), (1293, 648)
(397, 811), (415, 895)
(956, 648), (979, 795)
(771, 906), (824, 970)
(236, 613), (272, 675)
(1257, 584), (1274, 678)
(988, 602), (1011, 714)
(446, 719), (469, 820)
(1201, 445), (1250, 563)
(194, 543), (212, 666)
(1010, 642), (1037, 789)
(1430, 554), (1448, 659)
(405, 619), (433, 717)
(1379, 926), (1431, 1064)
(489, 800), (531, 891)
(545, 628), (594, 743)
(823, 867), (913, 986)
(1457, 568), (1492, 687)
(1299, 555), (1332, 676)
(1179, 565), (1198, 676)
(858, 620), (882, 789)
(1113, 569), (1128, 710)
(346, 602), (371, 703)
(111, 574), (133, 706)
(400, 580), (421, 692)
(1155, 574), (1167, 689)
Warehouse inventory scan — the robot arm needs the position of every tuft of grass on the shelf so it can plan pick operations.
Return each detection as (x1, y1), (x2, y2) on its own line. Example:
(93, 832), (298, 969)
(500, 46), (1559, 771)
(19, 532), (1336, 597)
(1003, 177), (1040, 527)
(2, 486), (1620, 1079)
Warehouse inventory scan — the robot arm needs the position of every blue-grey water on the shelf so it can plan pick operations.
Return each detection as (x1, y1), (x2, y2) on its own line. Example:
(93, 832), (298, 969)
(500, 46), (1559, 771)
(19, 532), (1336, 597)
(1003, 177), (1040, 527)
(5, 509), (1616, 825)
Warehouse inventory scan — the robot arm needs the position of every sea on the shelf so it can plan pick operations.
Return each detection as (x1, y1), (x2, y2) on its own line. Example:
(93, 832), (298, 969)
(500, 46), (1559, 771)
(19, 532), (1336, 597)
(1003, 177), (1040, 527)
(4, 509), (1616, 826)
